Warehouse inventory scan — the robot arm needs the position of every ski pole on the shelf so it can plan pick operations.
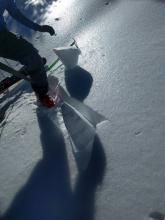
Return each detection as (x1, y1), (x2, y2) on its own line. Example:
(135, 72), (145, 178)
(0, 61), (31, 82)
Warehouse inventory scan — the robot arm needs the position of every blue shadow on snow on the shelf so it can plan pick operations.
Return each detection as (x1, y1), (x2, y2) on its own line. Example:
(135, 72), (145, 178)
(0, 105), (106, 220)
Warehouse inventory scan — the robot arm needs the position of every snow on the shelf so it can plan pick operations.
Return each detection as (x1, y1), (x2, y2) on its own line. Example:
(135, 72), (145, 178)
(1, 0), (165, 220)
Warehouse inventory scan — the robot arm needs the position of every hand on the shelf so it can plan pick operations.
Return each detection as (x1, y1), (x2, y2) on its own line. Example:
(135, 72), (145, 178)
(39, 25), (55, 36)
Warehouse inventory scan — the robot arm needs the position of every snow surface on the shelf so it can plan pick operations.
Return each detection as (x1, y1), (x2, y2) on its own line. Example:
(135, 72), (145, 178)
(1, 0), (165, 220)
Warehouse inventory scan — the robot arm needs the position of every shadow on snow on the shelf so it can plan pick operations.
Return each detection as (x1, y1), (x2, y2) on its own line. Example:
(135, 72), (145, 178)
(0, 108), (106, 220)
(0, 62), (106, 220)
(6, 0), (58, 38)
(65, 65), (93, 101)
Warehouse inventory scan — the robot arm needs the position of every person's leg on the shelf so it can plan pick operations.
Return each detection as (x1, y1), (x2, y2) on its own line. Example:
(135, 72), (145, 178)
(0, 30), (48, 98)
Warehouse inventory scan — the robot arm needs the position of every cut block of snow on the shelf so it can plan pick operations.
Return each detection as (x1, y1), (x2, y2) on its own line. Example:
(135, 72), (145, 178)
(53, 47), (81, 70)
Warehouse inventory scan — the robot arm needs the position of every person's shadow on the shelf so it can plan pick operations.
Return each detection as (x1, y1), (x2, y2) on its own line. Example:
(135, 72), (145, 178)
(0, 66), (106, 220)
(1, 109), (73, 220)
(0, 108), (106, 220)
